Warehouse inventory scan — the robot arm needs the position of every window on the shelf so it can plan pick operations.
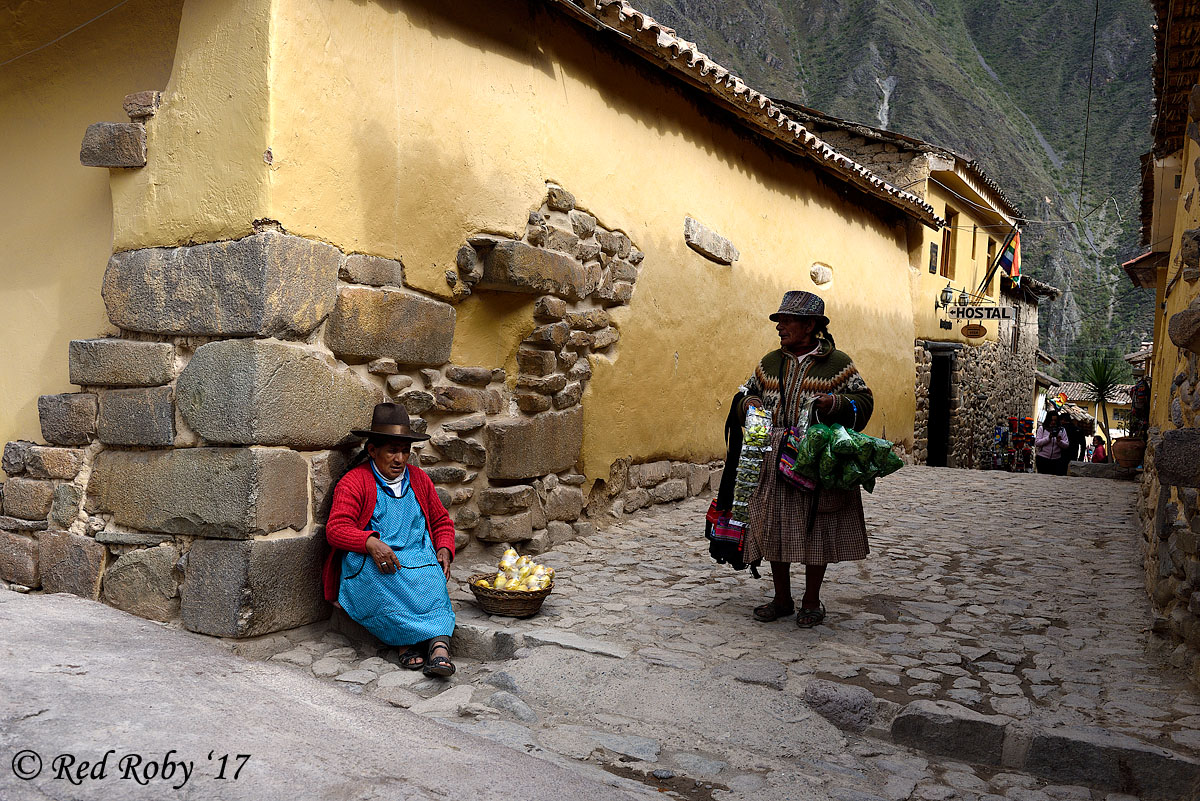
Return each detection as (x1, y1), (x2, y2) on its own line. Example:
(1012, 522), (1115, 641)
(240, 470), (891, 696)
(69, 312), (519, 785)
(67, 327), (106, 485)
(940, 208), (958, 279)
(985, 238), (997, 297)
(971, 225), (978, 260)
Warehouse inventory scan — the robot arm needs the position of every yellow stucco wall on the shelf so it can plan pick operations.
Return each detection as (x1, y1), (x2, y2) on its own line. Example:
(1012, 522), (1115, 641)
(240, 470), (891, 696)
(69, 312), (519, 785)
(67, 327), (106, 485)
(1152, 130), (1200, 429)
(911, 180), (1009, 345)
(0, 0), (183, 448)
(106, 0), (924, 478)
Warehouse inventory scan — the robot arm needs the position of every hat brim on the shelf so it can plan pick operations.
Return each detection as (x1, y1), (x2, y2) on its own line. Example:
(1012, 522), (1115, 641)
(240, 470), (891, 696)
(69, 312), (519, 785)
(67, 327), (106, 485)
(769, 312), (829, 326)
(351, 429), (431, 442)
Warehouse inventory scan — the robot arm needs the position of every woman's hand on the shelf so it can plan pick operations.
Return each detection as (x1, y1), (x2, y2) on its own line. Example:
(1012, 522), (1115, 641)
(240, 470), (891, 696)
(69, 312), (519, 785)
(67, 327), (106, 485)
(436, 547), (452, 580)
(814, 394), (835, 414)
(365, 535), (399, 574)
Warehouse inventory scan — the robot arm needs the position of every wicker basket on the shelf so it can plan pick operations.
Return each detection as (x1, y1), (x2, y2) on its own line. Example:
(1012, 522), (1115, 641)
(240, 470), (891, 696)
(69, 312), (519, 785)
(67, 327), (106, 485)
(468, 572), (553, 618)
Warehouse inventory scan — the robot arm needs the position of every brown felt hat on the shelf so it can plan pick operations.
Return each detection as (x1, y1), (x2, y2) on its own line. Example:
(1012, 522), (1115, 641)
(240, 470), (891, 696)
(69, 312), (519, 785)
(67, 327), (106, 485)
(351, 402), (430, 442)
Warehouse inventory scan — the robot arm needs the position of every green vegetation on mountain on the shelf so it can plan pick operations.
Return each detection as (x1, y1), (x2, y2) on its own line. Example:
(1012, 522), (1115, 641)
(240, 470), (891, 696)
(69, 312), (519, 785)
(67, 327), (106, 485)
(636, 0), (1156, 377)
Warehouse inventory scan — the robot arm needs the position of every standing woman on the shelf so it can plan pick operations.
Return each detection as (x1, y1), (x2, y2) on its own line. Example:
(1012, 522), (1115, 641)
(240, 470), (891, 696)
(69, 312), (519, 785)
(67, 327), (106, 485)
(1034, 410), (1070, 476)
(322, 403), (458, 677)
(743, 291), (875, 628)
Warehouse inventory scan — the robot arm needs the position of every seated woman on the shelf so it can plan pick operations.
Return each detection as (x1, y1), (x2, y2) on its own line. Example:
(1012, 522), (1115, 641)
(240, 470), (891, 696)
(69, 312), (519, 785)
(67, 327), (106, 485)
(321, 403), (457, 677)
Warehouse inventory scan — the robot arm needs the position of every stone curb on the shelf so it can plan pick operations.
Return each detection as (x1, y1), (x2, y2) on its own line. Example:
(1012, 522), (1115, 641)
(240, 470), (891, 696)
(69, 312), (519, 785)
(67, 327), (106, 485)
(886, 698), (1200, 800)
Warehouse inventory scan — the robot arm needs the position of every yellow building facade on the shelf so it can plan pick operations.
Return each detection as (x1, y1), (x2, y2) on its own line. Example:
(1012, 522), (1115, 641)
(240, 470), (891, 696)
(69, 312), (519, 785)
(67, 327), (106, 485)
(0, 0), (184, 454)
(2, 0), (1043, 635)
(1126, 0), (1200, 675)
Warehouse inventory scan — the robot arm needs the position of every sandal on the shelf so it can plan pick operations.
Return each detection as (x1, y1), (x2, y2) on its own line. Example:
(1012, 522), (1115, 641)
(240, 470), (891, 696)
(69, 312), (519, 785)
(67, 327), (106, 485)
(422, 641), (456, 678)
(752, 599), (795, 622)
(398, 647), (425, 670)
(796, 603), (826, 628)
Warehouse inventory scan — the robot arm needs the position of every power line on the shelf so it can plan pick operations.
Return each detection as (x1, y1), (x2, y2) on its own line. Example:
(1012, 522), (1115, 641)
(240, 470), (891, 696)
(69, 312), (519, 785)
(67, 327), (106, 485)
(1078, 0), (1100, 214)
(0, 0), (134, 69)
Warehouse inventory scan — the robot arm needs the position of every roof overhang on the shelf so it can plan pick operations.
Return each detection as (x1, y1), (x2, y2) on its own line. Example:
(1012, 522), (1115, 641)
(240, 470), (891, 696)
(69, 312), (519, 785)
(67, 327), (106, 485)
(1035, 370), (1059, 388)
(771, 99), (1024, 222)
(545, 0), (944, 229)
(1122, 250), (1167, 288)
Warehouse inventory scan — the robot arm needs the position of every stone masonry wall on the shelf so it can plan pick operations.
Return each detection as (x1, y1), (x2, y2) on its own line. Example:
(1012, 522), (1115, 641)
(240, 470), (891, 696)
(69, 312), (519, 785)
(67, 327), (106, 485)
(914, 290), (1040, 468)
(912, 345), (932, 465)
(0, 184), (720, 639)
(951, 295), (1041, 469)
(1139, 317), (1200, 676)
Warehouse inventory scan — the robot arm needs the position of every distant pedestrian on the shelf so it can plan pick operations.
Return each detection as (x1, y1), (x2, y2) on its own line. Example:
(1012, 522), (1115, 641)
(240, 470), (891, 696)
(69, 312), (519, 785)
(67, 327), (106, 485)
(1090, 435), (1107, 463)
(1066, 420), (1086, 462)
(741, 291), (875, 628)
(1035, 411), (1070, 475)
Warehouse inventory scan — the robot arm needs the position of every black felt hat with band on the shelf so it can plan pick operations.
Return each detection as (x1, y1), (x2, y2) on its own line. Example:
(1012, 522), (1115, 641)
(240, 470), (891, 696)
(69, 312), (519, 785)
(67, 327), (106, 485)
(768, 290), (829, 326)
(351, 402), (430, 442)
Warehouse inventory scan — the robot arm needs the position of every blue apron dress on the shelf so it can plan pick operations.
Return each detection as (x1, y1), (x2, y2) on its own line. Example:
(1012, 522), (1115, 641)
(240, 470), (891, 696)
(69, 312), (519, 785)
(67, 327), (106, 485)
(337, 465), (455, 646)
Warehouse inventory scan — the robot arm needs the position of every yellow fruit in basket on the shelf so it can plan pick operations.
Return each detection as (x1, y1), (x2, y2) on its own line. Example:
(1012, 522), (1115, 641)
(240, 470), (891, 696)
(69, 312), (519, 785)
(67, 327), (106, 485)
(475, 578), (491, 589)
(494, 574), (510, 590)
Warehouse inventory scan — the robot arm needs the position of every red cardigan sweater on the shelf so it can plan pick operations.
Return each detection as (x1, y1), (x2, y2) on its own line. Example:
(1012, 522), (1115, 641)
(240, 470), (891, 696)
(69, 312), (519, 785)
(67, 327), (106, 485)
(322, 461), (456, 602)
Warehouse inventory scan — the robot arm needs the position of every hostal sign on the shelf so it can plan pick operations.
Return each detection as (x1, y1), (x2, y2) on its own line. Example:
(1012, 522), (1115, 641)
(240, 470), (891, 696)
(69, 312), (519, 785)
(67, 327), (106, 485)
(946, 306), (1012, 320)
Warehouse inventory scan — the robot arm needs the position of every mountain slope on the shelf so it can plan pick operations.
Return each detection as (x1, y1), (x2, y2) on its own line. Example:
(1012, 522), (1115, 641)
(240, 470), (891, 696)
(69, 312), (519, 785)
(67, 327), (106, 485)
(636, 0), (1156, 375)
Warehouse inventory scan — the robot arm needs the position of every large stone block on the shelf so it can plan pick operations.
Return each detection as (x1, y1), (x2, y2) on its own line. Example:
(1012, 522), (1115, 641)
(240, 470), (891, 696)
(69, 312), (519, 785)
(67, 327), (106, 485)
(0, 530), (39, 586)
(891, 700), (1008, 765)
(2, 478), (54, 521)
(39, 393), (97, 446)
(1024, 727), (1200, 800)
(475, 512), (534, 543)
(102, 231), (340, 339)
(122, 90), (161, 119)
(432, 386), (490, 414)
(650, 479), (687, 504)
(326, 286), (455, 366)
(477, 485), (537, 515)
(68, 339), (174, 387)
(88, 448), (308, 539)
(97, 387), (175, 446)
(49, 484), (83, 530)
(177, 339), (381, 449)
(102, 546), (181, 622)
(40, 531), (107, 599)
(311, 448), (355, 523)
(485, 408), (583, 480)
(545, 486), (585, 521)
(79, 121), (146, 167)
(2, 440), (32, 476)
(339, 254), (404, 287)
(430, 434), (487, 467)
(1169, 307), (1200, 354)
(24, 447), (84, 480)
(478, 241), (588, 300)
(181, 532), (328, 638)
(1157, 429), (1200, 488)
(630, 461), (671, 488)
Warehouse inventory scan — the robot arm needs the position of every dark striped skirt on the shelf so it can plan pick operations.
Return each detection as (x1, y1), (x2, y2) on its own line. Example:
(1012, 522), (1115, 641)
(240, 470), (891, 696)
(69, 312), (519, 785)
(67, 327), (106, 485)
(745, 428), (870, 565)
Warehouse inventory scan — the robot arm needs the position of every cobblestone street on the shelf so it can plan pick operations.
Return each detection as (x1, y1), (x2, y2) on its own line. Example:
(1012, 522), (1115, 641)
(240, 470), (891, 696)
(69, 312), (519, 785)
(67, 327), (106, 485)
(251, 466), (1200, 800)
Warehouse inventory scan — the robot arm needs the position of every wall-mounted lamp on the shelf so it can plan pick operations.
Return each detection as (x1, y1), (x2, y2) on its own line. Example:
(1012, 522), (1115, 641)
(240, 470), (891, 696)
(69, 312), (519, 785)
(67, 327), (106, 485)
(957, 288), (970, 307)
(936, 282), (955, 310)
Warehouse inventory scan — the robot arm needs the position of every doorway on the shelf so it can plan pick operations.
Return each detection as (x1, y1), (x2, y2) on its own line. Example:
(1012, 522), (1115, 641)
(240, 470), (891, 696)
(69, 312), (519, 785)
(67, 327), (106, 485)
(927, 351), (953, 467)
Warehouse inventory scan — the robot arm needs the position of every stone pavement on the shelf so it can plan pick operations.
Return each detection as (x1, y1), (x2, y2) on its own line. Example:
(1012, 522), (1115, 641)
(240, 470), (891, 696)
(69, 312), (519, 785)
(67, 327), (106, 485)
(242, 465), (1200, 800)
(8, 466), (1200, 800)
(0, 590), (649, 801)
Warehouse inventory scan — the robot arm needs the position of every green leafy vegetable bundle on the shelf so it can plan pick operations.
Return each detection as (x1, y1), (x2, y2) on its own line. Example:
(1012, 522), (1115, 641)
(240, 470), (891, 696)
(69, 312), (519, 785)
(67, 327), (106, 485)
(790, 423), (903, 492)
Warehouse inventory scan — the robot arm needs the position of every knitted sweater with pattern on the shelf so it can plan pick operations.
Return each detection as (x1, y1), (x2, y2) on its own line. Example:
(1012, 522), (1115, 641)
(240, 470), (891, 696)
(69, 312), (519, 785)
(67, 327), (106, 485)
(741, 340), (874, 431)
